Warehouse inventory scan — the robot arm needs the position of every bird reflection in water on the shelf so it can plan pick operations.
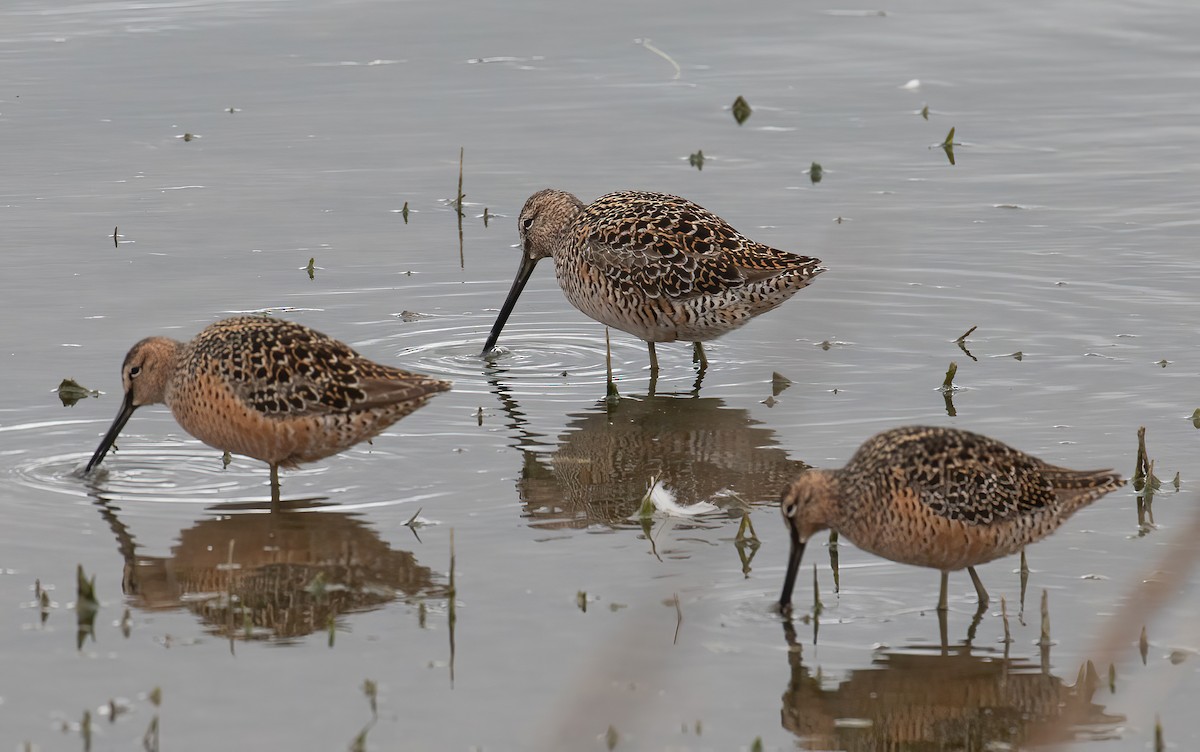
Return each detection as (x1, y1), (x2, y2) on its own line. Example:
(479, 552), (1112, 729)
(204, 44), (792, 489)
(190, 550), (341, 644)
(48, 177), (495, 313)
(93, 497), (444, 643)
(780, 623), (1124, 749)
(515, 393), (808, 530)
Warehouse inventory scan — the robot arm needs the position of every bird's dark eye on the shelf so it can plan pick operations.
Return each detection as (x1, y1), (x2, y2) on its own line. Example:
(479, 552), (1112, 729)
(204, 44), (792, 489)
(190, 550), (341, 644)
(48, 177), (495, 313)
(129, 366), (142, 378)
(521, 217), (534, 231)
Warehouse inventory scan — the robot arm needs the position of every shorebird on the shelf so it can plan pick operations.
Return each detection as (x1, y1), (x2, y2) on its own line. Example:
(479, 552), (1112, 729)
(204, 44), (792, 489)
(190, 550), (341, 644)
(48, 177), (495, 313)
(85, 316), (451, 500)
(778, 426), (1124, 615)
(481, 189), (824, 373)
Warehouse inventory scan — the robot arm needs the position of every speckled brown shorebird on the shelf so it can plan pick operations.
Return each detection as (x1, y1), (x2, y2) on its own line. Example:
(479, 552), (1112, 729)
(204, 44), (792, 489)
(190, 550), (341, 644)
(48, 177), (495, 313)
(778, 426), (1124, 615)
(85, 316), (451, 499)
(481, 189), (824, 372)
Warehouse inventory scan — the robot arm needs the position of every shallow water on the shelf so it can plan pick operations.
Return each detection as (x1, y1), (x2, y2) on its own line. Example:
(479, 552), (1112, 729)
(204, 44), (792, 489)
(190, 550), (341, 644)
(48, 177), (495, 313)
(3, 0), (1200, 748)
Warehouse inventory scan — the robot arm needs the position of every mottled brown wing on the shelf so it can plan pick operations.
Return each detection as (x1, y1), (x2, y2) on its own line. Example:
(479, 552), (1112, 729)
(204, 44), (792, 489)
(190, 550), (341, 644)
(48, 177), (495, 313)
(576, 191), (820, 300)
(851, 426), (1058, 526)
(213, 317), (446, 417)
(350, 362), (452, 411)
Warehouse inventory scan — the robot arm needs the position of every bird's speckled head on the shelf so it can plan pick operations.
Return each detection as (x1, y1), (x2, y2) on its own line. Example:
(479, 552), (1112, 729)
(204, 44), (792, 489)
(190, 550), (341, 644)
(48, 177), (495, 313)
(85, 335), (183, 473)
(518, 189), (585, 261)
(119, 336), (182, 407)
(778, 470), (837, 613)
(780, 470), (836, 543)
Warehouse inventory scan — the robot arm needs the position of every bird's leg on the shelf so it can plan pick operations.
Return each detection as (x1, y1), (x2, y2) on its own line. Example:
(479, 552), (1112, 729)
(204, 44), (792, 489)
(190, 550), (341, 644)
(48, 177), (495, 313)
(270, 463), (281, 510)
(692, 341), (709, 371)
(647, 341), (659, 374)
(967, 566), (989, 610)
(937, 570), (949, 612)
(605, 328), (619, 403)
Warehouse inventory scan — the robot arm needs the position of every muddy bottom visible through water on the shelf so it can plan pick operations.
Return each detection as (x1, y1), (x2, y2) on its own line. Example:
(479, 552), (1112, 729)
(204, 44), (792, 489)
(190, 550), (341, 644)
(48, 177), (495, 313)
(2, 0), (1199, 749)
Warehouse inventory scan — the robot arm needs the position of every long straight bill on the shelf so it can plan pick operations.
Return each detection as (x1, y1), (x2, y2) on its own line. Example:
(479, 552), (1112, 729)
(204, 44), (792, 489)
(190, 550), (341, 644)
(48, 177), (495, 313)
(85, 389), (137, 472)
(481, 254), (539, 356)
(778, 524), (806, 615)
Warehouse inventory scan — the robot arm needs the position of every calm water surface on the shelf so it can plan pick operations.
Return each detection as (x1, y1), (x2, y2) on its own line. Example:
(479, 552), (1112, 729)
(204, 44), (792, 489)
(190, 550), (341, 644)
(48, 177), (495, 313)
(2, 0), (1199, 748)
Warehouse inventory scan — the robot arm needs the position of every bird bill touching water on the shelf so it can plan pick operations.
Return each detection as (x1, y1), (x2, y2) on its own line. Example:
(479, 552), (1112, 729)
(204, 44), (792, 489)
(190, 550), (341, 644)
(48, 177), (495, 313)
(777, 426), (1124, 617)
(85, 316), (451, 501)
(481, 189), (824, 373)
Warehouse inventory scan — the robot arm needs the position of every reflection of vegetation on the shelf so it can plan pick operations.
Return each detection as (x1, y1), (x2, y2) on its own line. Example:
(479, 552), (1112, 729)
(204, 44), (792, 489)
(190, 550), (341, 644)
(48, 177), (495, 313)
(75, 564), (99, 650)
(94, 499), (442, 642)
(517, 393), (807, 529)
(781, 629), (1124, 749)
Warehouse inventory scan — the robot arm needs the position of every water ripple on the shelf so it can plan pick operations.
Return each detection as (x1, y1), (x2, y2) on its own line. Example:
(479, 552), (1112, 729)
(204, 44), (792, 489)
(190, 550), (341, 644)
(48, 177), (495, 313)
(11, 444), (294, 505)
(370, 320), (713, 392)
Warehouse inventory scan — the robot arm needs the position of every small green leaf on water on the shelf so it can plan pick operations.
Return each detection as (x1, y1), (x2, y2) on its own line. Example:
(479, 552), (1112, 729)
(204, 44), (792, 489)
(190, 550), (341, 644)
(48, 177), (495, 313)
(735, 514), (759, 544)
(940, 126), (957, 165)
(576, 591), (587, 612)
(605, 724), (619, 750)
(1108, 662), (1116, 693)
(148, 687), (162, 707)
(1173, 471), (1181, 490)
(221, 450), (232, 469)
(940, 361), (958, 391)
(1139, 625), (1148, 664)
(1009, 351), (1024, 361)
(1192, 409), (1200, 429)
(689, 149), (705, 170)
(1155, 714), (1164, 752)
(328, 614), (336, 647)
(750, 737), (764, 752)
(731, 95), (752, 125)
(809, 162), (823, 184)
(57, 378), (99, 407)
(182, 132), (194, 142)
(920, 104), (929, 120)
(1156, 359), (1169, 368)
(483, 207), (490, 227)
(306, 257), (315, 280)
(81, 710), (91, 750)
(771, 371), (792, 396)
(401, 201), (409, 224)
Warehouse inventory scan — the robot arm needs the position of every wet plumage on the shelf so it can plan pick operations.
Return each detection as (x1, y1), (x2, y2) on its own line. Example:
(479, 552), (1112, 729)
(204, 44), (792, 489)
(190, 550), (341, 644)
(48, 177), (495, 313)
(85, 316), (451, 492)
(482, 189), (824, 372)
(778, 426), (1124, 614)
